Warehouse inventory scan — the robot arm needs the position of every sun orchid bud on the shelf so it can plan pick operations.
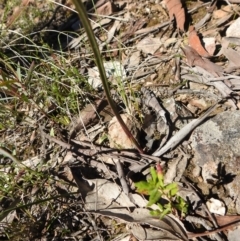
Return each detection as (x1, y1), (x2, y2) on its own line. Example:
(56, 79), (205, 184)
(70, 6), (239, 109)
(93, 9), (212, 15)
(156, 163), (163, 174)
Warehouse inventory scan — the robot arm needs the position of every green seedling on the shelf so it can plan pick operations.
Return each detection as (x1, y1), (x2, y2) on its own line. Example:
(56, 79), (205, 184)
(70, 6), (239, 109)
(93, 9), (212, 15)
(135, 164), (188, 219)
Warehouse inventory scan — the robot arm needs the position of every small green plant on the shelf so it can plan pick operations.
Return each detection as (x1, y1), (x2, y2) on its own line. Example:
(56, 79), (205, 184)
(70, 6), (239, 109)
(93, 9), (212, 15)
(135, 164), (188, 219)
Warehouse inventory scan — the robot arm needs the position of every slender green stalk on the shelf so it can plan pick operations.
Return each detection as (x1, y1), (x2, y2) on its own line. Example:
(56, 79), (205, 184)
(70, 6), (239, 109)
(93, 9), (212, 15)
(71, 0), (143, 153)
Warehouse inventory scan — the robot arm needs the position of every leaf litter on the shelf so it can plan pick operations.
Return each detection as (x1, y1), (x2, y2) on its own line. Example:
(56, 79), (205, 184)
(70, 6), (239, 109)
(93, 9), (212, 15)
(2, 0), (240, 240)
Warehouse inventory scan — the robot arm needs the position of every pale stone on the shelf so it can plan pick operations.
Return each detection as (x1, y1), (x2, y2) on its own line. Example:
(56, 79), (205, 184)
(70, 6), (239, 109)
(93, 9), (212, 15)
(226, 17), (240, 38)
(190, 111), (240, 213)
(108, 114), (139, 149)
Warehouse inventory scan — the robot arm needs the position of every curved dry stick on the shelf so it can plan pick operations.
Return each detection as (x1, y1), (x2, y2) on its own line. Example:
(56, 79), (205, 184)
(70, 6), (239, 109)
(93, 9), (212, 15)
(152, 102), (219, 157)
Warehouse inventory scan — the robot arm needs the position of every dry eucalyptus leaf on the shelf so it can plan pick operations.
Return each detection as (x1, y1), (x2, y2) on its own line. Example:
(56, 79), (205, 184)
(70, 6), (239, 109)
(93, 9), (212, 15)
(69, 100), (105, 139)
(164, 0), (185, 31)
(95, 208), (188, 241)
(141, 87), (169, 149)
(126, 51), (141, 68)
(221, 47), (240, 68)
(203, 37), (216, 56)
(84, 179), (135, 210)
(136, 37), (163, 55)
(213, 5), (232, 19)
(152, 102), (218, 157)
(188, 26), (211, 58)
(164, 155), (183, 184)
(182, 45), (223, 77)
(215, 215), (240, 227)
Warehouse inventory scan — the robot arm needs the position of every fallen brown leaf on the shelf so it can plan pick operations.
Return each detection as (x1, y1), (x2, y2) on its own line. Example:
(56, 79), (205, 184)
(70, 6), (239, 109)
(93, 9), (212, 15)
(181, 45), (223, 77)
(165, 0), (185, 31)
(188, 25), (211, 57)
(222, 47), (240, 69)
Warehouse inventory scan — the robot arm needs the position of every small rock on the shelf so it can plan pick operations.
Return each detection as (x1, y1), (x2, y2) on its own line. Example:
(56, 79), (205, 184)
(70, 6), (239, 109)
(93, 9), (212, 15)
(228, 226), (240, 241)
(108, 114), (139, 149)
(206, 198), (226, 216)
(201, 161), (218, 183)
(226, 17), (240, 38)
(190, 111), (240, 213)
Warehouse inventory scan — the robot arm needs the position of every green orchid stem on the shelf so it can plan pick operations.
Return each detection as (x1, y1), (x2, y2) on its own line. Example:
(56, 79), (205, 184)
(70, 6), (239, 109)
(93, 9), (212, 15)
(71, 0), (143, 153)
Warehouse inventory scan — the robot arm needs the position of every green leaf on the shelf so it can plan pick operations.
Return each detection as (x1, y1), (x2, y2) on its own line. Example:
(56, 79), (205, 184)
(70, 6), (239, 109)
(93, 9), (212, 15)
(150, 209), (161, 217)
(157, 203), (164, 212)
(164, 183), (178, 196)
(148, 188), (161, 206)
(157, 173), (164, 187)
(135, 181), (154, 195)
(164, 183), (178, 191)
(164, 202), (172, 209)
(174, 196), (188, 214)
(17, 62), (21, 82)
(160, 207), (171, 219)
(150, 167), (158, 184)
(170, 187), (178, 196)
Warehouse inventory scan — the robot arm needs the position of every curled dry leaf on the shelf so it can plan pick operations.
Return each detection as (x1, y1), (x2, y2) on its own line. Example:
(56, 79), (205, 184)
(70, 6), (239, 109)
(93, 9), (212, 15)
(165, 0), (185, 31)
(95, 208), (188, 241)
(188, 25), (211, 57)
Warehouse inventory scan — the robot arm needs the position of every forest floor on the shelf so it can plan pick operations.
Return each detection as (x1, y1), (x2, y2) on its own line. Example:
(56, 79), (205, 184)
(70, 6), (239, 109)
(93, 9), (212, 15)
(1, 0), (240, 240)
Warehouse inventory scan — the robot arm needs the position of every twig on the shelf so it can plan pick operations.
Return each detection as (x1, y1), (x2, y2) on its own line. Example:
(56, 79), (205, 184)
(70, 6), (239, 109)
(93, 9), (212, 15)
(187, 220), (240, 239)
(41, 132), (162, 163)
(115, 159), (129, 196)
(135, 21), (171, 35)
(152, 101), (220, 157)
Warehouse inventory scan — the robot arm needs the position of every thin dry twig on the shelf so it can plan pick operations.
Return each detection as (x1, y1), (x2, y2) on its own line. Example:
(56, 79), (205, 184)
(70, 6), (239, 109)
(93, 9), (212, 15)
(152, 101), (220, 157)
